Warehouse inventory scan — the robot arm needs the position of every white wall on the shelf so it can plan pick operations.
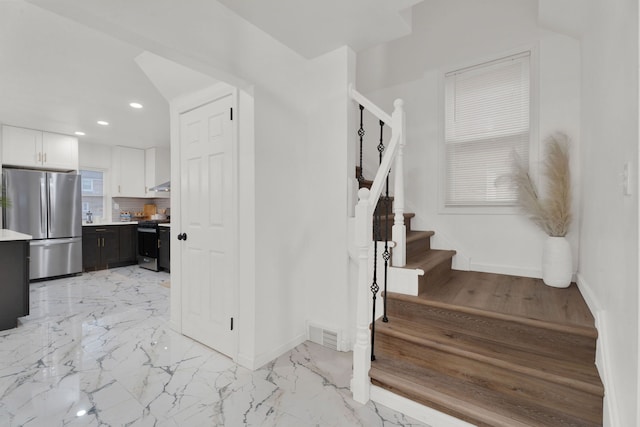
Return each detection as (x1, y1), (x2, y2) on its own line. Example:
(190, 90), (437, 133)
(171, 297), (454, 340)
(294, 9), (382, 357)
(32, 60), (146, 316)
(578, 0), (639, 425)
(78, 141), (111, 170)
(303, 46), (356, 350)
(250, 84), (309, 365)
(357, 0), (582, 278)
(238, 46), (358, 365)
(38, 0), (355, 368)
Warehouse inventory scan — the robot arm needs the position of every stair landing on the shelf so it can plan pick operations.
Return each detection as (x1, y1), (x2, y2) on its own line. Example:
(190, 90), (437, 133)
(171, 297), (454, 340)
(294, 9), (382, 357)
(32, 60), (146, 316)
(422, 270), (594, 328)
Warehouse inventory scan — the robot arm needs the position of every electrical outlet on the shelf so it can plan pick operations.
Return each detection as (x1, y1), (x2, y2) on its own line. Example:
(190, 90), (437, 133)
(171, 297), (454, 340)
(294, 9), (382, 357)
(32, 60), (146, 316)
(622, 162), (632, 196)
(114, 202), (120, 210)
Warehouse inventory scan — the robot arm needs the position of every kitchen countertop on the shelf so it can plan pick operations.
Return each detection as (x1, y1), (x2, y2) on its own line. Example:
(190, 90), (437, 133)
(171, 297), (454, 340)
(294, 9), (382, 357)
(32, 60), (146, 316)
(83, 221), (138, 226)
(0, 229), (32, 241)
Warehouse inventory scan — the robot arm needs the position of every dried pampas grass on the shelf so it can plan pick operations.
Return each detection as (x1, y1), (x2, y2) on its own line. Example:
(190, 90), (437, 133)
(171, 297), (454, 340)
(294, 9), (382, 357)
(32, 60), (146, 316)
(513, 133), (572, 237)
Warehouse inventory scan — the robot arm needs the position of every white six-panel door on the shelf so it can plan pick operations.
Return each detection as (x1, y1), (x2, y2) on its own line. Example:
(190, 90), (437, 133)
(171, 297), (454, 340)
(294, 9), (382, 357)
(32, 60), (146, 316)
(179, 93), (236, 357)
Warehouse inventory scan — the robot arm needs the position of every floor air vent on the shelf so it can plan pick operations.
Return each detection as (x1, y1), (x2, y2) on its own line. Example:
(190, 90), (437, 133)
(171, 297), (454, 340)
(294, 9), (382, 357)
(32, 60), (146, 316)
(308, 324), (339, 351)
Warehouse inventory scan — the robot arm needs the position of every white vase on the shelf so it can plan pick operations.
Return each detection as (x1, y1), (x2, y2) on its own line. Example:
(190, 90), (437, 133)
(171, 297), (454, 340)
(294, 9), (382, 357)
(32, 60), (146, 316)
(542, 236), (572, 288)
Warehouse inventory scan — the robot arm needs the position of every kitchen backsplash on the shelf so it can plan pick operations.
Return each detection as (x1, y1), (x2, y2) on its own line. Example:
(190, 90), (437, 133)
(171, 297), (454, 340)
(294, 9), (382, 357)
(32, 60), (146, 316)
(112, 198), (170, 221)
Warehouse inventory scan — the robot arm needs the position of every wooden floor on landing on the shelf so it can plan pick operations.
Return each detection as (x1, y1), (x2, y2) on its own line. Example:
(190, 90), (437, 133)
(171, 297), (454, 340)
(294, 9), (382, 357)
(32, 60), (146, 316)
(420, 269), (594, 329)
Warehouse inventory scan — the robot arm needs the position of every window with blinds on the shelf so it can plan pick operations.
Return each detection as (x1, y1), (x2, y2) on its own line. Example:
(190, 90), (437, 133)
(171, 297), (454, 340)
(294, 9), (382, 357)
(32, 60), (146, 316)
(444, 51), (531, 206)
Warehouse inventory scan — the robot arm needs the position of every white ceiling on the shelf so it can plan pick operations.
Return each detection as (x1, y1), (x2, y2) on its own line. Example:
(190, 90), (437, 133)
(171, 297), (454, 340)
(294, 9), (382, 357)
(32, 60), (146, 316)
(0, 0), (423, 150)
(0, 0), (171, 148)
(217, 0), (423, 59)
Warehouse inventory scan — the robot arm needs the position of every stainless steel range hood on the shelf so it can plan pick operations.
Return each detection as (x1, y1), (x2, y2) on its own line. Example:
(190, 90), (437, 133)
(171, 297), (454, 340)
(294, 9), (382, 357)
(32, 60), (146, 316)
(149, 181), (170, 192)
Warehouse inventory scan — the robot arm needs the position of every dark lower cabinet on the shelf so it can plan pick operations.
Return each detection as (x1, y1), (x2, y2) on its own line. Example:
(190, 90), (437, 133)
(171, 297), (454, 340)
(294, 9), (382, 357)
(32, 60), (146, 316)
(0, 240), (29, 331)
(83, 225), (138, 272)
(102, 228), (120, 265)
(158, 227), (170, 272)
(119, 225), (137, 264)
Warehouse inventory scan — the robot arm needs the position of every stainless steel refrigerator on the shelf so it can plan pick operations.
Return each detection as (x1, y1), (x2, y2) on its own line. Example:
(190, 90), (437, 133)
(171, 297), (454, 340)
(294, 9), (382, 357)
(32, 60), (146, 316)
(2, 168), (82, 280)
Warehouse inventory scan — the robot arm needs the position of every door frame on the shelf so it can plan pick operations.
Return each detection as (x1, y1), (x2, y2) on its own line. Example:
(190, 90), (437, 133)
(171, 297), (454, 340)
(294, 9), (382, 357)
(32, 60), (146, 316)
(169, 83), (239, 361)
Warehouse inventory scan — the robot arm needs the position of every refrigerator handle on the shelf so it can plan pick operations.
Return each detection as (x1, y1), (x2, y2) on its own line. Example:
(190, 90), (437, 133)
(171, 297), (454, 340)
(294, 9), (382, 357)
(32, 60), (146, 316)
(41, 176), (48, 237)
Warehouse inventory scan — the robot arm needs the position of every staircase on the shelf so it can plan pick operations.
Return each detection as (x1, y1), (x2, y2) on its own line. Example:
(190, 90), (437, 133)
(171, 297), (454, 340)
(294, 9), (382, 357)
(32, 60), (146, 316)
(364, 193), (604, 426)
(349, 86), (603, 426)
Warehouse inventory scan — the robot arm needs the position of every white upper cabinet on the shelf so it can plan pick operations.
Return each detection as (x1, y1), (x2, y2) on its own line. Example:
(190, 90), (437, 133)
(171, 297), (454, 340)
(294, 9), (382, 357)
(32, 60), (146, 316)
(1, 125), (78, 171)
(111, 146), (146, 198)
(145, 147), (170, 198)
(42, 132), (79, 170)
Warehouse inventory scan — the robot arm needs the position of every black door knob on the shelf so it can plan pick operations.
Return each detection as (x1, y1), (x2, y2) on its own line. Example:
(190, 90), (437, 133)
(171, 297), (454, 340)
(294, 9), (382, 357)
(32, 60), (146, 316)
(177, 233), (187, 241)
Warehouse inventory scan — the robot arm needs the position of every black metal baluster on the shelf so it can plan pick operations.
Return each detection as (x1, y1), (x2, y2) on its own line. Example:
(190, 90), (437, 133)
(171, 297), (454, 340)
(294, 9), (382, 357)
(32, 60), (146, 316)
(358, 105), (365, 183)
(382, 172), (391, 323)
(379, 121), (391, 323)
(371, 204), (380, 362)
(377, 120), (385, 164)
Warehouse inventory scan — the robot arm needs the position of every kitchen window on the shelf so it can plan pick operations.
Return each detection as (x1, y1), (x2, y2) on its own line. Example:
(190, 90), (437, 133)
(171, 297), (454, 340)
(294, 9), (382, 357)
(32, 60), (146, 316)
(442, 50), (533, 209)
(81, 179), (94, 192)
(80, 169), (105, 221)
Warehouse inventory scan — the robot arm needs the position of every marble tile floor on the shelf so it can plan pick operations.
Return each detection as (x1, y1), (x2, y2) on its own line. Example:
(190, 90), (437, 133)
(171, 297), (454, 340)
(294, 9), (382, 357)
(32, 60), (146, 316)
(0, 266), (428, 427)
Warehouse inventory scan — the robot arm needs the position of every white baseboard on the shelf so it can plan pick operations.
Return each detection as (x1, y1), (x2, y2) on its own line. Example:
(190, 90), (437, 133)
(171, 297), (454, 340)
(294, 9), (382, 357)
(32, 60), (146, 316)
(370, 385), (475, 427)
(467, 261), (541, 279)
(237, 333), (307, 370)
(576, 273), (619, 427)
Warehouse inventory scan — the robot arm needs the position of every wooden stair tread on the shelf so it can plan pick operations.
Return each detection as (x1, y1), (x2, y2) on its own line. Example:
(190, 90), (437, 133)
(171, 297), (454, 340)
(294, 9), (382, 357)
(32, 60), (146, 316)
(403, 249), (456, 271)
(374, 212), (415, 221)
(370, 358), (602, 427)
(406, 230), (434, 243)
(387, 291), (597, 338)
(375, 317), (603, 395)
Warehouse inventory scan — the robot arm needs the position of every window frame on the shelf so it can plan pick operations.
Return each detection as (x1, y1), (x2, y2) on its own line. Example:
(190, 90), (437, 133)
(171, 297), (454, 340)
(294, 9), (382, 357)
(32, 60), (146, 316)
(437, 45), (540, 215)
(79, 168), (107, 221)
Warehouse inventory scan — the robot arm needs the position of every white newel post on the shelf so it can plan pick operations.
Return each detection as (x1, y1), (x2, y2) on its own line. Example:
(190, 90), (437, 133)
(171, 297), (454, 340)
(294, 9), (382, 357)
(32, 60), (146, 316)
(391, 99), (406, 267)
(351, 188), (372, 403)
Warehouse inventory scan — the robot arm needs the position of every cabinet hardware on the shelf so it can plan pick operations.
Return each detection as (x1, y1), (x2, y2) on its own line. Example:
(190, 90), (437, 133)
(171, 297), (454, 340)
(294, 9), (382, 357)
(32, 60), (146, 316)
(44, 153), (47, 163)
(38, 152), (42, 162)
(230, 317), (234, 331)
(118, 185), (121, 194)
(95, 228), (106, 232)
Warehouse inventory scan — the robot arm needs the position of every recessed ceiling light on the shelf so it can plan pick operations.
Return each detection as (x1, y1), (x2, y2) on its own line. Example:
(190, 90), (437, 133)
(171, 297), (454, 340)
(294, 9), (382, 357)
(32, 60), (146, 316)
(97, 120), (109, 126)
(74, 131), (85, 136)
(129, 102), (143, 109)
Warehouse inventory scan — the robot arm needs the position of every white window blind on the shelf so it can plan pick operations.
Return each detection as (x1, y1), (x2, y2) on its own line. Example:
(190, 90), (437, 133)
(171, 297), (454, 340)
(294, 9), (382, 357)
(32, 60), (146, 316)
(444, 51), (531, 206)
